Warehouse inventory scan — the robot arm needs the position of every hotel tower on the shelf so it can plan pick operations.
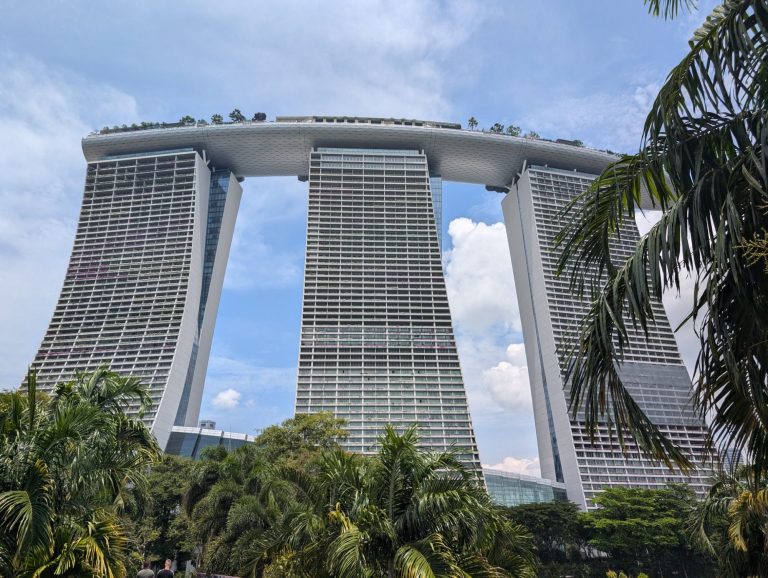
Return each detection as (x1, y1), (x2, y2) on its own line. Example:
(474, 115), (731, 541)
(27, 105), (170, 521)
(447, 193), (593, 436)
(27, 116), (711, 504)
(295, 147), (480, 467)
(503, 164), (711, 507)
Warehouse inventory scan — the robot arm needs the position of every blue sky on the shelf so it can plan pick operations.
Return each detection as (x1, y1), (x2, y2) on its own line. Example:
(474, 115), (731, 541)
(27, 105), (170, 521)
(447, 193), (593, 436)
(0, 0), (716, 475)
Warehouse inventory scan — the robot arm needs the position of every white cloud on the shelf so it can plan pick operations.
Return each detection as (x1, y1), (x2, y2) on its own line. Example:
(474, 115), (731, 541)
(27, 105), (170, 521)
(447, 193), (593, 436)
(442, 218), (533, 424)
(481, 343), (531, 412)
(444, 218), (520, 333)
(0, 53), (140, 388)
(483, 456), (541, 477)
(520, 80), (661, 152)
(201, 356), (297, 429)
(212, 388), (242, 410)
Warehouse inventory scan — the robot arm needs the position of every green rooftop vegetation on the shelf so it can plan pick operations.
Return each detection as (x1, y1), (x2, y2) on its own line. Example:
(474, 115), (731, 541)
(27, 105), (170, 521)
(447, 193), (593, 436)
(92, 110), (617, 156)
(95, 110), (269, 135)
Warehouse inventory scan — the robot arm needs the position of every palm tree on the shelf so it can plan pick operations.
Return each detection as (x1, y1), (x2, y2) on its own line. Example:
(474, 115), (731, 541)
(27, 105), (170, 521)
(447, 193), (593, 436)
(247, 426), (537, 577)
(181, 413), (353, 575)
(555, 0), (768, 468)
(691, 464), (768, 577)
(467, 117), (478, 130)
(0, 368), (160, 577)
(183, 441), (309, 575)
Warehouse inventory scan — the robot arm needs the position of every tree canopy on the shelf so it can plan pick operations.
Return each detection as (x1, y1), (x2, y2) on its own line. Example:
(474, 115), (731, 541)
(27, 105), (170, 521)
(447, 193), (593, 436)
(253, 411), (348, 466)
(246, 425), (537, 578)
(504, 501), (582, 565)
(581, 485), (706, 574)
(0, 368), (160, 578)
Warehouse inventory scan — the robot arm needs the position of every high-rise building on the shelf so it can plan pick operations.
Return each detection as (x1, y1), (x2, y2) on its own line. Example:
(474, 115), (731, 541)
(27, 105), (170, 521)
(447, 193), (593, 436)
(29, 118), (711, 495)
(295, 147), (480, 468)
(502, 164), (712, 509)
(720, 447), (744, 473)
(29, 149), (241, 449)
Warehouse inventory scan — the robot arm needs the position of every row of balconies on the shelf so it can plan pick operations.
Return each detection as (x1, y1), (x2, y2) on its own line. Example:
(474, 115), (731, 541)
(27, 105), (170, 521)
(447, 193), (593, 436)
(301, 333), (455, 340)
(299, 360), (461, 372)
(90, 166), (195, 179)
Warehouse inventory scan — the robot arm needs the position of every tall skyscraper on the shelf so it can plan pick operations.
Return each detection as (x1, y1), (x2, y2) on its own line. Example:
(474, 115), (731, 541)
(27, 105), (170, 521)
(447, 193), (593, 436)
(30, 118), (711, 492)
(29, 149), (241, 449)
(502, 164), (712, 509)
(295, 147), (480, 468)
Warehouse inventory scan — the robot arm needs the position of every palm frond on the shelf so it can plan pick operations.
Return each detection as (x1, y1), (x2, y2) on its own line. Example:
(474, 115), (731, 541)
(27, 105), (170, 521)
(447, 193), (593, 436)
(0, 459), (53, 556)
(396, 533), (462, 578)
(394, 543), (439, 578)
(326, 508), (370, 578)
(689, 465), (768, 574)
(644, 0), (697, 20)
(555, 0), (768, 467)
(75, 510), (128, 578)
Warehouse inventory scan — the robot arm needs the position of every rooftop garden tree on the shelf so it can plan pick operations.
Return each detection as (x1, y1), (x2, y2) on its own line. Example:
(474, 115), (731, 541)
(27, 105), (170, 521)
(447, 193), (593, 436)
(229, 109), (246, 122)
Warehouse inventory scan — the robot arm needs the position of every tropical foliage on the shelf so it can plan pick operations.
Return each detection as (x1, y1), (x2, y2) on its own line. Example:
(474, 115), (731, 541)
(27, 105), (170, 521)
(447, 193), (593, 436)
(692, 463), (768, 577)
(0, 375), (722, 578)
(505, 487), (714, 578)
(504, 501), (586, 571)
(581, 485), (712, 576)
(181, 421), (536, 577)
(122, 454), (196, 573)
(247, 425), (536, 578)
(229, 108), (246, 122)
(178, 413), (352, 575)
(0, 368), (160, 578)
(556, 0), (768, 469)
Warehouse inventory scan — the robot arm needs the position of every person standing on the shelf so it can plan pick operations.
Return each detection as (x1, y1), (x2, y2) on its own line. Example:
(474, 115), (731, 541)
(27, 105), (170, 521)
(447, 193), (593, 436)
(156, 559), (174, 578)
(137, 561), (154, 578)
